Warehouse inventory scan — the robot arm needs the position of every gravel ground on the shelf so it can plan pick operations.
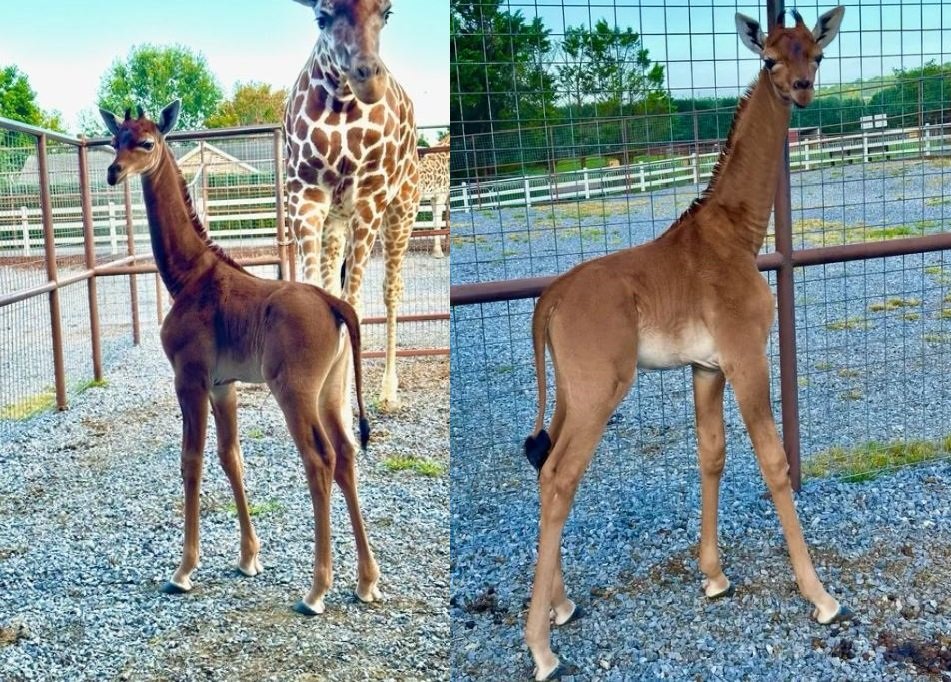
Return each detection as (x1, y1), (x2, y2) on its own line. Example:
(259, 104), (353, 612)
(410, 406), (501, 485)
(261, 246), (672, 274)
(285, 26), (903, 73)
(450, 158), (951, 680)
(0, 334), (448, 680)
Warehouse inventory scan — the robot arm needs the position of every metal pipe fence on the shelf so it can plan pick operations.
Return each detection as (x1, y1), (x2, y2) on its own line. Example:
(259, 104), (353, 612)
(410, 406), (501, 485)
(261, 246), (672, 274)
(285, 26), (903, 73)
(0, 120), (449, 435)
(449, 0), (951, 491)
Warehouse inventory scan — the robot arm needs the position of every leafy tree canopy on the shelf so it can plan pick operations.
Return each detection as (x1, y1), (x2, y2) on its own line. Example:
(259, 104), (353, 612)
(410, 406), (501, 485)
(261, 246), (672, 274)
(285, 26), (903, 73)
(205, 81), (287, 128)
(558, 19), (665, 112)
(97, 44), (223, 131)
(451, 0), (557, 136)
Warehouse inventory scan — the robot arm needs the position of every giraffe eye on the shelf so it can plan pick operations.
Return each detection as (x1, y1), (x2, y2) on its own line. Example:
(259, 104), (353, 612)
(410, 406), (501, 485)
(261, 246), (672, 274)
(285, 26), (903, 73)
(139, 140), (155, 151)
(317, 13), (331, 29)
(764, 58), (777, 70)
(814, 54), (824, 65)
(383, 8), (393, 22)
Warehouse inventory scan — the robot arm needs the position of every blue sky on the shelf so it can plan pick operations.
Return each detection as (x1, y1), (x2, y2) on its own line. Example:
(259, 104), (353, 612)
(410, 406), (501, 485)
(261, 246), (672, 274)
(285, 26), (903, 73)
(517, 0), (950, 97)
(0, 0), (448, 134)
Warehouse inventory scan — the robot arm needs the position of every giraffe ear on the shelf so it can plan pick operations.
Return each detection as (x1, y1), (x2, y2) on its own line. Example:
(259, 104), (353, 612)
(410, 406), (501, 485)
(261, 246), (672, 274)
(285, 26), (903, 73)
(99, 108), (122, 137)
(812, 6), (845, 49)
(157, 99), (181, 136)
(291, 0), (317, 7)
(735, 13), (765, 55)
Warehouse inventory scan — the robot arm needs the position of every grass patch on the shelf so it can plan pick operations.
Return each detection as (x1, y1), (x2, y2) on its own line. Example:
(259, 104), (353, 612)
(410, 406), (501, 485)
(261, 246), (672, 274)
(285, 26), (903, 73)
(798, 376), (810, 388)
(938, 308), (951, 320)
(450, 235), (489, 247)
(76, 378), (108, 392)
(869, 297), (920, 312)
(924, 196), (951, 206)
(246, 427), (265, 440)
(826, 317), (869, 331)
(495, 364), (514, 375)
(839, 388), (863, 401)
(382, 455), (446, 478)
(502, 249), (519, 257)
(0, 389), (56, 420)
(799, 219), (938, 248)
(553, 199), (630, 220)
(804, 436), (951, 482)
(580, 227), (605, 241)
(836, 368), (861, 378)
(814, 361), (834, 371)
(923, 332), (951, 344)
(225, 499), (283, 517)
(902, 312), (921, 321)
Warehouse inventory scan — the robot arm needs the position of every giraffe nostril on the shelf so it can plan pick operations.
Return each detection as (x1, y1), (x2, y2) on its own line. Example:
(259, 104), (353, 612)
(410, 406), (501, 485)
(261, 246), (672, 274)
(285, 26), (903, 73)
(793, 79), (812, 90)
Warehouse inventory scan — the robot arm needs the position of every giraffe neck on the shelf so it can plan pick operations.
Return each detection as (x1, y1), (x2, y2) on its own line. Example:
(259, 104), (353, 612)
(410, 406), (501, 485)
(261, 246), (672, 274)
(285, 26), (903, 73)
(701, 69), (792, 255)
(308, 38), (355, 101)
(140, 147), (227, 296)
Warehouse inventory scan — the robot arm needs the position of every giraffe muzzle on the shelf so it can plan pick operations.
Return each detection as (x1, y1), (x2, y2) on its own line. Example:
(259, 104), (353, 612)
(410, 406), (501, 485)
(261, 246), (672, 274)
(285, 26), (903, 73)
(107, 163), (125, 186)
(348, 58), (387, 104)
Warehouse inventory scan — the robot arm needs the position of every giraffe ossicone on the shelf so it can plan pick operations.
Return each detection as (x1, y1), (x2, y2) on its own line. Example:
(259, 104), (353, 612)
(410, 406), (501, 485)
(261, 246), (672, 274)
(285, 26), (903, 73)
(285, 0), (421, 412)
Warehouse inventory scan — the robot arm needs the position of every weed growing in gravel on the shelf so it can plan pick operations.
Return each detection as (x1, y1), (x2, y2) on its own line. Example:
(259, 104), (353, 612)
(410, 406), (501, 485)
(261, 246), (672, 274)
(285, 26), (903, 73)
(382, 455), (445, 477)
(246, 427), (265, 440)
(839, 388), (863, 401)
(0, 389), (56, 420)
(814, 361), (834, 371)
(869, 297), (920, 312)
(902, 312), (921, 321)
(579, 227), (605, 241)
(225, 499), (283, 517)
(938, 309), (951, 320)
(76, 378), (108, 392)
(837, 368), (861, 378)
(804, 436), (951, 482)
(923, 332), (951, 344)
(826, 317), (870, 331)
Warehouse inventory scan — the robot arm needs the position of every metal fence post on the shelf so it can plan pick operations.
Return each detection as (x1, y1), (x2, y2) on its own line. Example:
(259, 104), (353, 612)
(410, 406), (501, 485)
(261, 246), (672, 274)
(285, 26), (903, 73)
(37, 134), (68, 410)
(272, 129), (290, 281)
(20, 206), (30, 255)
(767, 0), (802, 491)
(78, 145), (103, 381)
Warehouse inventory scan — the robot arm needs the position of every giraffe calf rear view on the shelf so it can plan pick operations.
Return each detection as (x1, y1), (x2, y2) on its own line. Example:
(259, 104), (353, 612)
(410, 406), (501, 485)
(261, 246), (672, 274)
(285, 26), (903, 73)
(523, 7), (848, 680)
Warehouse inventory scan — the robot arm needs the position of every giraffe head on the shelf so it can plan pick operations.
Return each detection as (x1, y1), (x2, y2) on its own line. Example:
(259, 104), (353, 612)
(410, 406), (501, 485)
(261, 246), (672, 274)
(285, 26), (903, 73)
(736, 6), (844, 109)
(100, 100), (180, 185)
(294, 0), (393, 105)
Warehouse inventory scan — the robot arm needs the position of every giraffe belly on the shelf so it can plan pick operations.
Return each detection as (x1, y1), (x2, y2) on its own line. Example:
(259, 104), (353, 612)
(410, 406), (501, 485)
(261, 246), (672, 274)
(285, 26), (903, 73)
(213, 356), (265, 385)
(637, 326), (721, 371)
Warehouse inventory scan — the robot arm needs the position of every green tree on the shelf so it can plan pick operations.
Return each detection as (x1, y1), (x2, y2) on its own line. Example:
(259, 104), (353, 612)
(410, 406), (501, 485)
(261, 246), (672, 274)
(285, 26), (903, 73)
(0, 65), (66, 176)
(868, 61), (951, 127)
(450, 0), (556, 135)
(557, 19), (665, 112)
(97, 44), (223, 130)
(205, 82), (287, 128)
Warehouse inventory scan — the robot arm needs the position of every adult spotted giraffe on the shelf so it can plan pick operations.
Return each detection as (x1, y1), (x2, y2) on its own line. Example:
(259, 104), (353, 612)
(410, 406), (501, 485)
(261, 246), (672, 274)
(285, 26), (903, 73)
(419, 133), (450, 257)
(522, 7), (847, 679)
(284, 0), (420, 411)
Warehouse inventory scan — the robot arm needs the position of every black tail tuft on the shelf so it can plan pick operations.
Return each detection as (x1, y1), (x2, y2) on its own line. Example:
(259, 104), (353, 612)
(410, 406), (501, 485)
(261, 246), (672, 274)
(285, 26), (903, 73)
(524, 429), (552, 474)
(359, 417), (371, 451)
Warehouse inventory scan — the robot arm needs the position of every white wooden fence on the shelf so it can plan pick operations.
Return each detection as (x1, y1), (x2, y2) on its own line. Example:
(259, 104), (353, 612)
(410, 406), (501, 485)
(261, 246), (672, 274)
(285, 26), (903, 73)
(449, 123), (951, 212)
(0, 173), (444, 256)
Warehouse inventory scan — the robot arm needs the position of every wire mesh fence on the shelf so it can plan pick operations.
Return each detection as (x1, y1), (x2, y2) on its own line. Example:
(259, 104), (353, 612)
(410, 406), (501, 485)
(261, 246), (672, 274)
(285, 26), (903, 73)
(450, 0), (951, 490)
(0, 120), (449, 437)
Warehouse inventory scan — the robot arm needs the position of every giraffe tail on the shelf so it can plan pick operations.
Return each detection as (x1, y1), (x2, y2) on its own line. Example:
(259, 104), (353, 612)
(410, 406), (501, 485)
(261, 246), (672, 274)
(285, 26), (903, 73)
(525, 291), (555, 474)
(325, 294), (370, 451)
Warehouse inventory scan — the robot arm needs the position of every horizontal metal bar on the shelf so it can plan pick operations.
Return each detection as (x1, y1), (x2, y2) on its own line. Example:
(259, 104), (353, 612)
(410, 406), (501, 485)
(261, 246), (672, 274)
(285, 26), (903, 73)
(450, 236), (951, 306)
(362, 348), (449, 359)
(97, 255), (281, 277)
(0, 280), (57, 307)
(0, 116), (81, 145)
(410, 229), (450, 238)
(362, 313), (450, 325)
(84, 124), (282, 147)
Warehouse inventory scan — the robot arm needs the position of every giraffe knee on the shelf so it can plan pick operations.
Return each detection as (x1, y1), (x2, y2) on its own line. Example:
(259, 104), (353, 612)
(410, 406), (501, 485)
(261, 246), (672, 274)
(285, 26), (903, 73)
(761, 456), (790, 491)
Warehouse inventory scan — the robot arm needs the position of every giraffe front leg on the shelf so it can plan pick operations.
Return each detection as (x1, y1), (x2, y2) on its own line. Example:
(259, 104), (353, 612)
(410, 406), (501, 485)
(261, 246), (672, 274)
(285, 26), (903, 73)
(288, 190), (329, 288)
(378, 210), (412, 413)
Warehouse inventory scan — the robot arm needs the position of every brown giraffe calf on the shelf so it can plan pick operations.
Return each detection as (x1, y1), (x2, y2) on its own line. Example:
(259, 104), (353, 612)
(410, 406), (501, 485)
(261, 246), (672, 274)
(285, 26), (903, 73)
(523, 8), (848, 679)
(100, 101), (381, 616)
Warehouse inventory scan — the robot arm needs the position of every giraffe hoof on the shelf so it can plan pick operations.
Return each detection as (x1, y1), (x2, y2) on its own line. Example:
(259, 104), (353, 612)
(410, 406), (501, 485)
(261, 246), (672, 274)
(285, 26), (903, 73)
(236, 557), (263, 578)
(550, 603), (583, 626)
(293, 598), (326, 616)
(159, 580), (191, 595)
(533, 662), (567, 681)
(814, 604), (854, 625)
(377, 398), (402, 413)
(355, 585), (383, 603)
(705, 584), (735, 600)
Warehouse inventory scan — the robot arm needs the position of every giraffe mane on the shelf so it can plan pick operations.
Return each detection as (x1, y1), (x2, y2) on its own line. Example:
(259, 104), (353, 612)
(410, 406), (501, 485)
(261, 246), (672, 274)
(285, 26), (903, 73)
(163, 145), (245, 272)
(675, 77), (758, 223)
